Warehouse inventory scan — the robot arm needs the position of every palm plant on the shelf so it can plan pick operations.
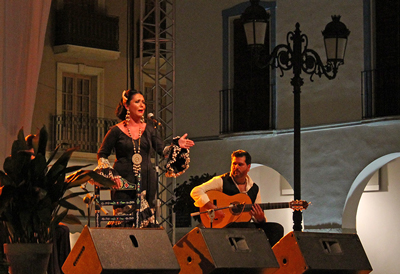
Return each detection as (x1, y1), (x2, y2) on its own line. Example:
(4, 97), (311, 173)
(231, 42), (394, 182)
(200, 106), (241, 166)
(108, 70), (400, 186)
(0, 126), (115, 244)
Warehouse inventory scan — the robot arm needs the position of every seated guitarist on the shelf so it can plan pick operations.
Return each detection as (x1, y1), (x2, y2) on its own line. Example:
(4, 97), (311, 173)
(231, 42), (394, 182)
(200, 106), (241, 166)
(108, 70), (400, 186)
(190, 149), (284, 246)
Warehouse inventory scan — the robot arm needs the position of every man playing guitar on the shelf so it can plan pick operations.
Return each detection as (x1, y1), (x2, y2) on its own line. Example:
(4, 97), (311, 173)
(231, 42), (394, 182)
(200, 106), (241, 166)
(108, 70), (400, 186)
(190, 150), (284, 246)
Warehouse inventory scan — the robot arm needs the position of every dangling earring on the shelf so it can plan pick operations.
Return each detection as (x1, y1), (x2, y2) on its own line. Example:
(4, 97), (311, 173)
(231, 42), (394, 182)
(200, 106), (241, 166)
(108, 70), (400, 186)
(140, 115), (145, 123)
(126, 109), (131, 122)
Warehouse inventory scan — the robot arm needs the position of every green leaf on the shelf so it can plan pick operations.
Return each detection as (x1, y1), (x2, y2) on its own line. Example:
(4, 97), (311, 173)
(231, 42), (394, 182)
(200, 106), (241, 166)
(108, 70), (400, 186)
(37, 126), (48, 156)
(0, 185), (16, 215)
(61, 214), (83, 225)
(51, 209), (69, 230)
(58, 199), (85, 217)
(72, 171), (116, 188)
(0, 171), (12, 187)
(62, 190), (88, 200)
(46, 143), (62, 166)
(0, 125), (106, 243)
(64, 164), (91, 174)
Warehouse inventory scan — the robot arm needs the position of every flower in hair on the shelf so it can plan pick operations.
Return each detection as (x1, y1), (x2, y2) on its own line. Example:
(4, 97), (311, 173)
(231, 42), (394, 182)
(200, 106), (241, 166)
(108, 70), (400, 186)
(122, 90), (129, 105)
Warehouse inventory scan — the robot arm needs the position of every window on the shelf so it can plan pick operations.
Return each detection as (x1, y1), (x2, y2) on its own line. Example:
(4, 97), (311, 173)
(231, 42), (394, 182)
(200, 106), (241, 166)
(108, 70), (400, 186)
(60, 73), (97, 150)
(363, 0), (400, 118)
(54, 63), (114, 152)
(374, 0), (400, 117)
(62, 73), (94, 118)
(57, 63), (104, 116)
(221, 2), (277, 133)
(232, 17), (270, 132)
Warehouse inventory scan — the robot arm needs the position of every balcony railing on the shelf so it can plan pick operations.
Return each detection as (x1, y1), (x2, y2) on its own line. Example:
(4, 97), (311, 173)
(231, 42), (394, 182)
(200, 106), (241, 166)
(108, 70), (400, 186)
(55, 10), (119, 51)
(52, 115), (118, 153)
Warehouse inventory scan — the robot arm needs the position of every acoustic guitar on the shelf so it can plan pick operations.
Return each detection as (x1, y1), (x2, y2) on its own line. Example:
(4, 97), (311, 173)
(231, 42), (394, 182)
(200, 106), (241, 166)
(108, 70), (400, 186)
(199, 190), (309, 228)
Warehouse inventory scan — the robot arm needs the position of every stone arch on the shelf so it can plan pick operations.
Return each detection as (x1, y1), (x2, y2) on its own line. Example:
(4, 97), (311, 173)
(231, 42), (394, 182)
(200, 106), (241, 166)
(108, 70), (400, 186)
(342, 152), (400, 233)
(249, 163), (294, 234)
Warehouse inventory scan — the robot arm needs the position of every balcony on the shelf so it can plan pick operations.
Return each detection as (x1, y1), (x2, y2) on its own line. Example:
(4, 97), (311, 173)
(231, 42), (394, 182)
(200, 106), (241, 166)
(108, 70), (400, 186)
(54, 10), (120, 61)
(52, 115), (118, 153)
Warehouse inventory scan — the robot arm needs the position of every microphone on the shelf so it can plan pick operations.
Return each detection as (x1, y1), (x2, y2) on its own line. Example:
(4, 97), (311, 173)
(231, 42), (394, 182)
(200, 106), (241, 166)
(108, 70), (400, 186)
(147, 113), (163, 127)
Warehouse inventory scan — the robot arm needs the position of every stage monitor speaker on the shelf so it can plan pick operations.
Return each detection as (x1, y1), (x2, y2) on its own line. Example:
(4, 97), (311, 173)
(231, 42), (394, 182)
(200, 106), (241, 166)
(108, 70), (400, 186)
(173, 227), (279, 274)
(272, 231), (372, 274)
(62, 226), (180, 274)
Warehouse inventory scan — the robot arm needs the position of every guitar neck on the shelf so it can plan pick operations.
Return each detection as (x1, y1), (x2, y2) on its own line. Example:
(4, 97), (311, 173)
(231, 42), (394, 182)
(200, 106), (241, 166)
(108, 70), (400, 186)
(244, 202), (290, 211)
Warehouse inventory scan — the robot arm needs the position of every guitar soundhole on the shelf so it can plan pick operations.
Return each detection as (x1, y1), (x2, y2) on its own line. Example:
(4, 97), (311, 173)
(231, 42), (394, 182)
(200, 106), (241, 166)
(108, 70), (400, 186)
(230, 202), (245, 215)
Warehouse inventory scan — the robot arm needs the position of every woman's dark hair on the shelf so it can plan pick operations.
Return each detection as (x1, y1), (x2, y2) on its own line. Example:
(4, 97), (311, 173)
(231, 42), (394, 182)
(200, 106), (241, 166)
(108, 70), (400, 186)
(115, 89), (143, 120)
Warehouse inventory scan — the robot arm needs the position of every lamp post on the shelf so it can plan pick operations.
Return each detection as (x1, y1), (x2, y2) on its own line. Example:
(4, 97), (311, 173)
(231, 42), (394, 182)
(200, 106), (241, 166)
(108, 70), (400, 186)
(241, 0), (350, 231)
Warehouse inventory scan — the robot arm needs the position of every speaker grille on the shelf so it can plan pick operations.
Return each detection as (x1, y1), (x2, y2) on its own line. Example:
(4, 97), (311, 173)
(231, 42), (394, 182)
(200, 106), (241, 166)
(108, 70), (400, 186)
(272, 231), (372, 274)
(173, 227), (279, 274)
(62, 226), (180, 274)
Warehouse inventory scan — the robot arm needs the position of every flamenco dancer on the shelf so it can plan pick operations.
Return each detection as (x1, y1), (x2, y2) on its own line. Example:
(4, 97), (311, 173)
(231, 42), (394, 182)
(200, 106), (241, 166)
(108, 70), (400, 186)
(94, 89), (194, 227)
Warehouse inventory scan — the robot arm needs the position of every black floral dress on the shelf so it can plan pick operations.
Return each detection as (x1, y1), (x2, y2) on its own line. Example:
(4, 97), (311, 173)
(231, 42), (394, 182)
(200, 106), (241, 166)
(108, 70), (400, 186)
(97, 123), (164, 227)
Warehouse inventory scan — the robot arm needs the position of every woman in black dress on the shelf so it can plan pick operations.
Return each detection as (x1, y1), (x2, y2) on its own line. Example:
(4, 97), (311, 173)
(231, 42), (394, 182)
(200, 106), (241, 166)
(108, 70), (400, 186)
(96, 89), (194, 227)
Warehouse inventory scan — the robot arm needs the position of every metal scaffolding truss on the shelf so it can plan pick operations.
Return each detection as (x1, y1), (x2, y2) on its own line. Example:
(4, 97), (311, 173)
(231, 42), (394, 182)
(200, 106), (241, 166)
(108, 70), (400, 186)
(139, 0), (176, 241)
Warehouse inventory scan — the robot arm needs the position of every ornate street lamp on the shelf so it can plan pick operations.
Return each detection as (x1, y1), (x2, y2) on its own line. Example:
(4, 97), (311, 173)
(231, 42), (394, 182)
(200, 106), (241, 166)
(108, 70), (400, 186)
(241, 0), (350, 231)
(241, 0), (270, 49)
(322, 16), (351, 75)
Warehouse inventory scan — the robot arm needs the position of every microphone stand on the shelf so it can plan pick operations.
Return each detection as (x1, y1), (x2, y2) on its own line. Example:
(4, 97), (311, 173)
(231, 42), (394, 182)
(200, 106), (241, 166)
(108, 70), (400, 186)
(83, 194), (92, 227)
(151, 117), (163, 224)
(83, 192), (109, 227)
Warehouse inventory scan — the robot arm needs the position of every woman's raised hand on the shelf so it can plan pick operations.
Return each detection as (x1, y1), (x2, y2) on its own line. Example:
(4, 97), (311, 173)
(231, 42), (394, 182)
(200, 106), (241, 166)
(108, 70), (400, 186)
(178, 133), (195, 149)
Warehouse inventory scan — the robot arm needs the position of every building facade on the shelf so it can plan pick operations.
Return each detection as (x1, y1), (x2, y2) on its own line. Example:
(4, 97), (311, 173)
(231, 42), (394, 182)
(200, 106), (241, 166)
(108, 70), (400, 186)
(1, 0), (399, 272)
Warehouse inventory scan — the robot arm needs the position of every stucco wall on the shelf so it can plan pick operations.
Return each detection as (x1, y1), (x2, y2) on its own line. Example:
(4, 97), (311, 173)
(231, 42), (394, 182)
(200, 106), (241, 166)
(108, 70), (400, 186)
(178, 119), (400, 230)
(357, 158), (400, 273)
(33, 0), (128, 133)
(175, 0), (364, 137)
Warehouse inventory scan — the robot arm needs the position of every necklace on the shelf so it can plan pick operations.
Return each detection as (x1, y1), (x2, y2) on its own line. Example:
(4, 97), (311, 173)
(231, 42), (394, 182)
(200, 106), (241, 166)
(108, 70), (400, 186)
(125, 121), (142, 176)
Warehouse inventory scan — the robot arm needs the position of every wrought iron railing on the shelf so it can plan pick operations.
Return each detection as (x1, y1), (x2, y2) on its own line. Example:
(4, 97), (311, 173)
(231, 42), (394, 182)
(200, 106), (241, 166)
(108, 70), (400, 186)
(55, 10), (119, 51)
(52, 115), (118, 153)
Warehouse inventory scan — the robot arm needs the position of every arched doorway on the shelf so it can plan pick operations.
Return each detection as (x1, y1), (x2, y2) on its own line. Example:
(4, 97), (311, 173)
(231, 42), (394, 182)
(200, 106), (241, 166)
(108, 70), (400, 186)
(342, 153), (400, 232)
(249, 164), (295, 235)
(343, 153), (400, 273)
